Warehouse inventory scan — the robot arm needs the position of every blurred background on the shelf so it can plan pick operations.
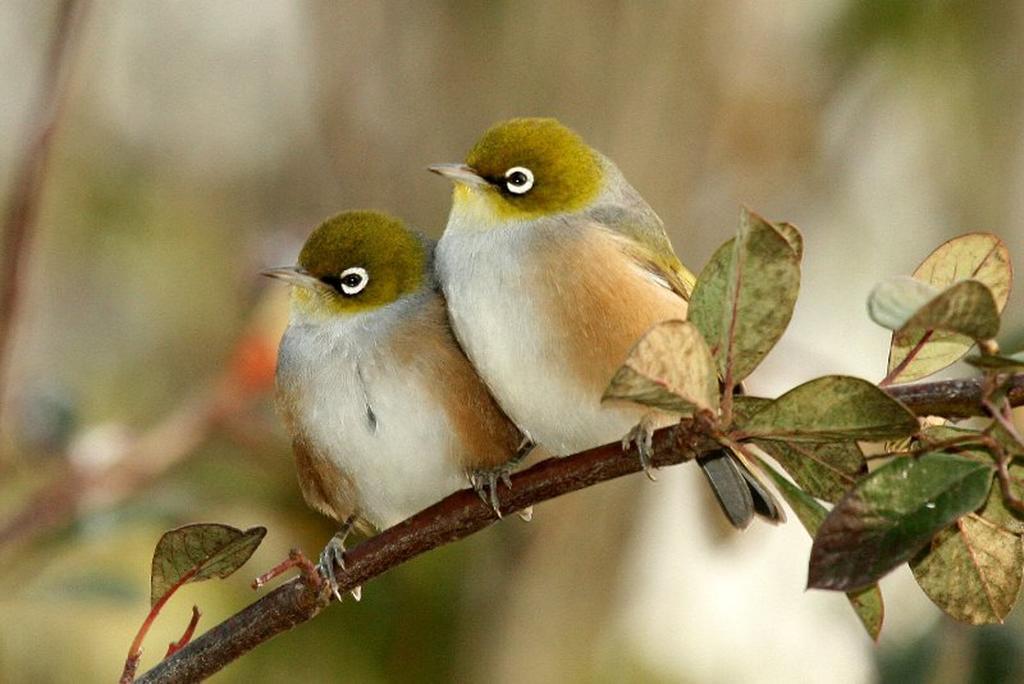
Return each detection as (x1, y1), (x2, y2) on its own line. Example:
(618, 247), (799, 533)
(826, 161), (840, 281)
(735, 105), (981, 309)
(2, 1), (1024, 682)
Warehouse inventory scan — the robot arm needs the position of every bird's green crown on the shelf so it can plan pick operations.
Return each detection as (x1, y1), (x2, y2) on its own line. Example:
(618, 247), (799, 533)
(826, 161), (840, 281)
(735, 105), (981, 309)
(294, 211), (426, 316)
(462, 118), (603, 220)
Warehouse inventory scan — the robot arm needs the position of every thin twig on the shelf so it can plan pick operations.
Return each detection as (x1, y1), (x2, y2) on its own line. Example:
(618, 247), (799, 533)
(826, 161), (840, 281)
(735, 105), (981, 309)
(0, 0), (90, 415)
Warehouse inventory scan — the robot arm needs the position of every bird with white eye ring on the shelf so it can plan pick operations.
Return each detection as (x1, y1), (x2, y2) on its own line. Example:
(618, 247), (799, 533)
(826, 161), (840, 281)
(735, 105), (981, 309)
(431, 117), (784, 530)
(263, 210), (526, 601)
(504, 166), (534, 194)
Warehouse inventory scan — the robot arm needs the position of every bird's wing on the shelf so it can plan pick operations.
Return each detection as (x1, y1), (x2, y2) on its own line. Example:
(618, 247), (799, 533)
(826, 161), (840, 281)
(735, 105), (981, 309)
(590, 205), (696, 301)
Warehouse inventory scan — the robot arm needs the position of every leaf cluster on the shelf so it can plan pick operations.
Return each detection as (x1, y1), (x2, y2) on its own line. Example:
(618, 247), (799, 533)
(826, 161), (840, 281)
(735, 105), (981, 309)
(604, 213), (1021, 637)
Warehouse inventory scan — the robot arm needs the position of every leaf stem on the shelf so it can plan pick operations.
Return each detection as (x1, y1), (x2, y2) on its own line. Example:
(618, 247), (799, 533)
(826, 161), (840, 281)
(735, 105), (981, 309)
(165, 606), (201, 659)
(120, 566), (200, 683)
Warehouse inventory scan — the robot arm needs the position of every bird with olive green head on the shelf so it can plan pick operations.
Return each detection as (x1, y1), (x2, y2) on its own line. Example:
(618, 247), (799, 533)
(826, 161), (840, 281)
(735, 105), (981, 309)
(265, 210), (524, 597)
(431, 118), (781, 528)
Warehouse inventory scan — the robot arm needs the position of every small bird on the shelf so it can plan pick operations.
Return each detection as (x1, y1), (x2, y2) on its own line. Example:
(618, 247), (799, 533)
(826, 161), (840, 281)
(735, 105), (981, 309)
(265, 210), (524, 596)
(431, 118), (780, 528)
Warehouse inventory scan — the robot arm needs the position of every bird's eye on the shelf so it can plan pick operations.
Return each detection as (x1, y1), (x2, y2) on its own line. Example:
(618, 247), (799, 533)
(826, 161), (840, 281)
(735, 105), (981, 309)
(338, 266), (368, 296)
(504, 166), (534, 195)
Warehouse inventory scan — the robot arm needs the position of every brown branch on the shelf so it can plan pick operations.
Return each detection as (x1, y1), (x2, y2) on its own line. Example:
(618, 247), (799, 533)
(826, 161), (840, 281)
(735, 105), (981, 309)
(0, 0), (90, 415)
(136, 423), (713, 683)
(136, 372), (1024, 683)
(884, 374), (1024, 418)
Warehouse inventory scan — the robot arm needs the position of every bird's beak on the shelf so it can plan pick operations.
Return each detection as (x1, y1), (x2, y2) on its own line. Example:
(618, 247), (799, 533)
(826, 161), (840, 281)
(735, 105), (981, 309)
(428, 163), (487, 188)
(261, 266), (321, 290)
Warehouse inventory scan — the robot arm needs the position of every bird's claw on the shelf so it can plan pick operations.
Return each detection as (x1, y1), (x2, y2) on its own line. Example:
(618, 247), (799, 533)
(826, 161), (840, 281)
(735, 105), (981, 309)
(468, 439), (535, 518)
(316, 526), (361, 602)
(469, 467), (507, 517)
(623, 415), (657, 481)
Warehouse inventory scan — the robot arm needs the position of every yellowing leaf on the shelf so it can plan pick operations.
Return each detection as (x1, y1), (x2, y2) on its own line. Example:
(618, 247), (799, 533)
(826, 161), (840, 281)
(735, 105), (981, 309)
(887, 233), (1012, 383)
(911, 514), (1024, 624)
(773, 221), (804, 259)
(742, 376), (919, 443)
(603, 320), (718, 414)
(151, 524), (266, 607)
(689, 209), (801, 384)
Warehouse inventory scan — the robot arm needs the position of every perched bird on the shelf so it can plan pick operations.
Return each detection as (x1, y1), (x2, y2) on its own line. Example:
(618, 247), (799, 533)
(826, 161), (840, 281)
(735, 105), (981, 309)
(265, 210), (524, 595)
(431, 117), (780, 528)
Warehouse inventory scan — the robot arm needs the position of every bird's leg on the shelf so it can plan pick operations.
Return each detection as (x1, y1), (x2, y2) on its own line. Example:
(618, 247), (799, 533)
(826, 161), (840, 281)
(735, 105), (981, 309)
(317, 514), (361, 602)
(468, 437), (536, 518)
(622, 413), (658, 481)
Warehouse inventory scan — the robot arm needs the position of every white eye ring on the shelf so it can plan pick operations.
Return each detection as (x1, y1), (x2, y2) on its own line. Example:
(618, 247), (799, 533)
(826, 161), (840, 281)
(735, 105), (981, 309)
(338, 266), (369, 295)
(504, 166), (534, 194)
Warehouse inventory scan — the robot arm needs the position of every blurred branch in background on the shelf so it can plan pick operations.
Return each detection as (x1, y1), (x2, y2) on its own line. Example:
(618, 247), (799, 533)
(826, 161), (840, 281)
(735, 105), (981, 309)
(0, 313), (277, 563)
(136, 375), (1024, 683)
(0, 0), (90, 423)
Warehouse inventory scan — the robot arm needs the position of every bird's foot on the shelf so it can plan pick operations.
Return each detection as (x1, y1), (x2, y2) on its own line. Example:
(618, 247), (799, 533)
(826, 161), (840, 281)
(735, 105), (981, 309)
(469, 464), (514, 518)
(316, 518), (361, 602)
(469, 438), (536, 518)
(622, 414), (658, 481)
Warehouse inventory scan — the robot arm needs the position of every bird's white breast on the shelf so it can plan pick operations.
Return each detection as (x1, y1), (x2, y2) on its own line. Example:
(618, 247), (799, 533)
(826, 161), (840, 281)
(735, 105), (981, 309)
(277, 303), (467, 529)
(437, 222), (651, 455)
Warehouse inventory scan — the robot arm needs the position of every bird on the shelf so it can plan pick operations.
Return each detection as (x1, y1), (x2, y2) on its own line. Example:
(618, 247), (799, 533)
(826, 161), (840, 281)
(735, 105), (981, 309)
(264, 210), (525, 597)
(430, 117), (781, 528)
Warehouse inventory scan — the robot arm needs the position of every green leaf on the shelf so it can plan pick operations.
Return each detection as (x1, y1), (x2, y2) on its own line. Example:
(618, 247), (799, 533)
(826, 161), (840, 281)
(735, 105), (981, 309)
(911, 515), (1024, 624)
(742, 376), (919, 442)
(150, 524), (266, 607)
(887, 233), (1012, 383)
(755, 439), (866, 503)
(759, 458), (884, 640)
(870, 278), (1000, 341)
(921, 425), (1024, 534)
(733, 397), (867, 502)
(965, 351), (1024, 371)
(688, 208), (801, 384)
(808, 453), (994, 592)
(603, 320), (719, 414)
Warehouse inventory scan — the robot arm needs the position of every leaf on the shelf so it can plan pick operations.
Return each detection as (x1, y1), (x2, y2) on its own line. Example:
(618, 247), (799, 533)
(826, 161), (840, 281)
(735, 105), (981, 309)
(868, 276), (940, 330)
(808, 452), (994, 592)
(755, 439), (866, 503)
(759, 458), (884, 640)
(742, 376), (919, 443)
(733, 396), (866, 502)
(965, 351), (1024, 371)
(870, 278), (1001, 341)
(921, 425), (1024, 534)
(773, 221), (804, 259)
(910, 515), (1024, 624)
(603, 320), (718, 414)
(151, 524), (266, 607)
(688, 208), (801, 384)
(887, 233), (1012, 383)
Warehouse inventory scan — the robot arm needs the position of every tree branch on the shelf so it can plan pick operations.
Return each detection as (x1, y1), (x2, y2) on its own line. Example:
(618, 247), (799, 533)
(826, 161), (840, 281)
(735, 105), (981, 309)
(0, 0), (89, 418)
(884, 373), (1024, 418)
(137, 373), (1024, 683)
